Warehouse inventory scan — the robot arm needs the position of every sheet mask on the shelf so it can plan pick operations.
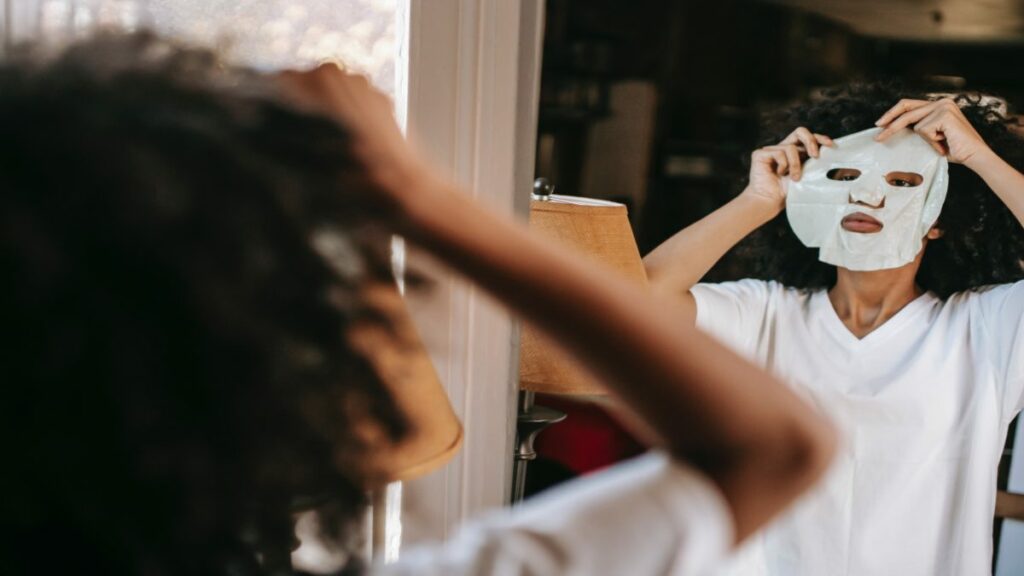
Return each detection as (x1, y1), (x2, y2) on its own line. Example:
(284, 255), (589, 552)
(784, 127), (949, 271)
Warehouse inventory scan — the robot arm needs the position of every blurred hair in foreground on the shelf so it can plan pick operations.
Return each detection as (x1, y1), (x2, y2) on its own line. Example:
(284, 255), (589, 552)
(0, 31), (406, 575)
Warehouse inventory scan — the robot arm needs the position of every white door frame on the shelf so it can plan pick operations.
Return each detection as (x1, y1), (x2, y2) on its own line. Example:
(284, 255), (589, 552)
(396, 0), (545, 544)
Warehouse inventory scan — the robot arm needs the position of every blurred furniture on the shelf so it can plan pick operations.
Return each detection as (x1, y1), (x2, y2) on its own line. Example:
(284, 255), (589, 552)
(532, 394), (645, 477)
(347, 280), (463, 483)
(345, 280), (463, 561)
(512, 178), (648, 503)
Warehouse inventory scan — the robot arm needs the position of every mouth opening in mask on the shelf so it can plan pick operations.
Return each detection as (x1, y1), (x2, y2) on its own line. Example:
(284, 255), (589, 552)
(841, 212), (884, 234)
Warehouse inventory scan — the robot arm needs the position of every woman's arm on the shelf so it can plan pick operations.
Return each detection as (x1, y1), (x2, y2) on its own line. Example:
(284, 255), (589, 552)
(279, 66), (836, 543)
(643, 128), (833, 323)
(996, 490), (1024, 522)
(642, 194), (778, 323)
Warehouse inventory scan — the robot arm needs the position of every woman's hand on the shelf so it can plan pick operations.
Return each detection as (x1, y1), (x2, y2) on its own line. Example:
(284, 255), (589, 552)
(276, 64), (447, 222)
(742, 127), (834, 214)
(875, 98), (994, 168)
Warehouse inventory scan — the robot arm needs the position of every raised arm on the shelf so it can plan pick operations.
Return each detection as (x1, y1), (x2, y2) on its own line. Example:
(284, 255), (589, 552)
(642, 128), (833, 323)
(279, 66), (836, 543)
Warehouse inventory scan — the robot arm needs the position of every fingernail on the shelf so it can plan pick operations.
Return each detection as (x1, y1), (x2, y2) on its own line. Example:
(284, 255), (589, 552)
(875, 119), (884, 126)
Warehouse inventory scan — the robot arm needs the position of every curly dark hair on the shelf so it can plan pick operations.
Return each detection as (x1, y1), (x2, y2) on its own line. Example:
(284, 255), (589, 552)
(739, 81), (1024, 298)
(0, 33), (409, 575)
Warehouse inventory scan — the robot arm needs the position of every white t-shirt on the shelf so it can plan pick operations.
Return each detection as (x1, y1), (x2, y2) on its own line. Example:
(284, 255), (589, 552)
(375, 452), (734, 576)
(691, 279), (1024, 576)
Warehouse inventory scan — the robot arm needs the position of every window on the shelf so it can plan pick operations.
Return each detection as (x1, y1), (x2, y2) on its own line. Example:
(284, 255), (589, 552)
(11, 0), (397, 97)
(147, 0), (398, 97)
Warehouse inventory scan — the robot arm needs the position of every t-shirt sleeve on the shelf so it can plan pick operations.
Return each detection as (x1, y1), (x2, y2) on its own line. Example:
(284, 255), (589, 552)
(376, 452), (734, 576)
(973, 280), (1024, 420)
(690, 279), (776, 358)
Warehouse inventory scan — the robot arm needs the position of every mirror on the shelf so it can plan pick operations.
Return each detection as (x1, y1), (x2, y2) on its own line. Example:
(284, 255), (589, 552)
(530, 1), (1024, 574)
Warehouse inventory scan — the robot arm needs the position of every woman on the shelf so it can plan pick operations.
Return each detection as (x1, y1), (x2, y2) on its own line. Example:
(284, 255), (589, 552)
(0, 33), (834, 575)
(644, 82), (1024, 575)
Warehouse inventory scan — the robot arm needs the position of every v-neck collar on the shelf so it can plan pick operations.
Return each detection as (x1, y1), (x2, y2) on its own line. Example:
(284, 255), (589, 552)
(812, 289), (937, 348)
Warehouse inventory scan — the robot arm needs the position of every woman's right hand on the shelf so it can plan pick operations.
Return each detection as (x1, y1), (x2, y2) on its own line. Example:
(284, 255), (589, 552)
(742, 127), (834, 213)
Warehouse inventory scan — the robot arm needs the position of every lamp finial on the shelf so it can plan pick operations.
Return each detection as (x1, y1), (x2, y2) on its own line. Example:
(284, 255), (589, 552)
(532, 177), (554, 201)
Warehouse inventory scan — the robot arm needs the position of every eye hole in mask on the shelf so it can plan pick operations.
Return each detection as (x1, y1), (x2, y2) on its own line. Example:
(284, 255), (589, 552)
(884, 172), (923, 188)
(827, 168), (861, 181)
(825, 168), (923, 188)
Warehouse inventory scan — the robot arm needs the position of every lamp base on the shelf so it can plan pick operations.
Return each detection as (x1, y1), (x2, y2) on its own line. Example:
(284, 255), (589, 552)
(510, 391), (567, 504)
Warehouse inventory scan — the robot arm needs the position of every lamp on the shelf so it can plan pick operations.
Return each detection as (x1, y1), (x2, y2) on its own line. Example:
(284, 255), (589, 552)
(292, 278), (461, 570)
(511, 178), (648, 503)
(347, 280), (463, 484)
(342, 280), (463, 563)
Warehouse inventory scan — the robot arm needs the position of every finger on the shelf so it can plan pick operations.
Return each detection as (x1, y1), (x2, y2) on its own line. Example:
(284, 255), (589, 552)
(786, 127), (817, 158)
(914, 109), (945, 136)
(876, 99), (930, 127)
(756, 149), (787, 176)
(913, 114), (949, 156)
(276, 68), (321, 92)
(814, 133), (835, 147)
(914, 128), (948, 156)
(780, 127), (817, 157)
(938, 97), (961, 113)
(920, 132), (948, 156)
(876, 102), (939, 141)
(770, 150), (789, 176)
(323, 68), (365, 95)
(764, 146), (800, 178)
(274, 71), (330, 111)
(313, 60), (344, 75)
(779, 145), (802, 180)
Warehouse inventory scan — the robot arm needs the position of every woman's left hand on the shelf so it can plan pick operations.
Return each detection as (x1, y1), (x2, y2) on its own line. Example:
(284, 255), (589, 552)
(875, 98), (993, 168)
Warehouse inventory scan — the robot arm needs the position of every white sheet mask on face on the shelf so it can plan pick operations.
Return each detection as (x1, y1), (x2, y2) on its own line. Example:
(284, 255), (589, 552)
(784, 127), (949, 271)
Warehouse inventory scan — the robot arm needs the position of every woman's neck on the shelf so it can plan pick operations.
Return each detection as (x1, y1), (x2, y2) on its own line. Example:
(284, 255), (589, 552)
(828, 257), (924, 339)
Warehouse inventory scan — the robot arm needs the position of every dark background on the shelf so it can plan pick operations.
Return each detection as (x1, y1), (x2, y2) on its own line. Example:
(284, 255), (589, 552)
(536, 0), (1024, 256)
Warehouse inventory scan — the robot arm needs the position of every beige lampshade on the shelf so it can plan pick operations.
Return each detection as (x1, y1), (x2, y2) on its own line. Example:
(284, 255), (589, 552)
(346, 281), (463, 485)
(519, 194), (648, 395)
